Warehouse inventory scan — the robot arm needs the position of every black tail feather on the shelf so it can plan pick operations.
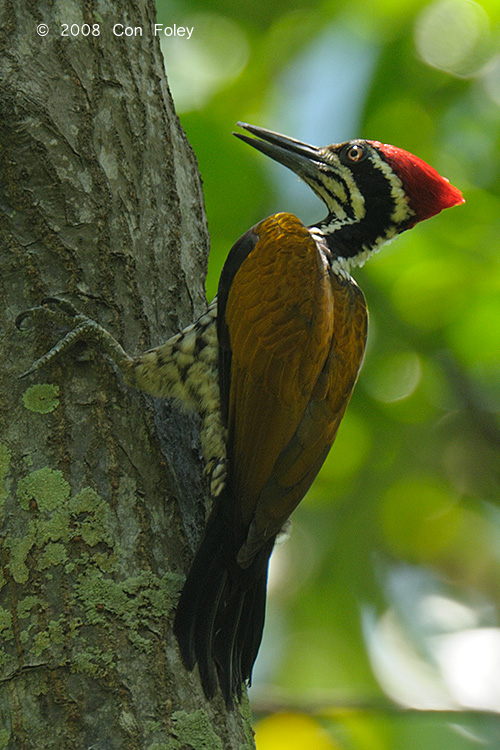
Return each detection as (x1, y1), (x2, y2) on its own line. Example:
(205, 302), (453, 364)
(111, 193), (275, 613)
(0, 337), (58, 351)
(237, 567), (269, 682)
(173, 494), (274, 706)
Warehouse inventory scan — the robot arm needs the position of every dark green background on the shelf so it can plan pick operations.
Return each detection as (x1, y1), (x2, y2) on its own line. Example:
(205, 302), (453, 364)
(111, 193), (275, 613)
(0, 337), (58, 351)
(157, 0), (500, 746)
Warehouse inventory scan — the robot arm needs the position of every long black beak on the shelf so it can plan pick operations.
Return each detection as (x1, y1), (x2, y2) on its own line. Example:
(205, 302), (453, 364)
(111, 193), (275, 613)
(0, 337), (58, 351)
(234, 122), (326, 180)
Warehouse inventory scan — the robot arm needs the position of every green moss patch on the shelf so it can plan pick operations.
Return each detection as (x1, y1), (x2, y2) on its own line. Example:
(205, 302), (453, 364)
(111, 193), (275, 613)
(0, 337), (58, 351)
(0, 442), (11, 507)
(17, 467), (70, 512)
(22, 384), (60, 413)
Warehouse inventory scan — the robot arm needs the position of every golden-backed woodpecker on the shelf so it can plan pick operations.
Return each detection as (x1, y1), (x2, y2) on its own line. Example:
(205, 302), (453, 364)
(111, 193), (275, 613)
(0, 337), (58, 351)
(17, 123), (464, 708)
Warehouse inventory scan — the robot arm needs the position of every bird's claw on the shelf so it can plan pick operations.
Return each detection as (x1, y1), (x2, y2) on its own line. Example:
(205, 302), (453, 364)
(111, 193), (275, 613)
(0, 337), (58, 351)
(17, 297), (93, 379)
(16, 297), (81, 332)
(40, 296), (80, 317)
(17, 297), (131, 380)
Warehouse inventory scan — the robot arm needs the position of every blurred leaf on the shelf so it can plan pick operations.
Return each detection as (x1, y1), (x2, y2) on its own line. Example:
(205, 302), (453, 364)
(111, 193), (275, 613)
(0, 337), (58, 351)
(380, 478), (463, 561)
(255, 712), (341, 750)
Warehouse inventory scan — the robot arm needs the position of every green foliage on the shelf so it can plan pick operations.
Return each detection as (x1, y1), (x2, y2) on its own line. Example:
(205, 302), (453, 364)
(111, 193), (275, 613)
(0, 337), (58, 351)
(158, 0), (500, 745)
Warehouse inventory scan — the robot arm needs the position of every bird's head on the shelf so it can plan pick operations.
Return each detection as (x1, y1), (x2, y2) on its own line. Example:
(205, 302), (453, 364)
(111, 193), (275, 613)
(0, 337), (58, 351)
(234, 122), (464, 268)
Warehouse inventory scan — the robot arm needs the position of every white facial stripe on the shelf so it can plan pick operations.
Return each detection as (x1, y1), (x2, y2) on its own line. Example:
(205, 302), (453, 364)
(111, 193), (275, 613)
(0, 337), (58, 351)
(322, 172), (348, 205)
(369, 151), (414, 224)
(315, 153), (367, 223)
(334, 161), (366, 222)
(311, 181), (348, 220)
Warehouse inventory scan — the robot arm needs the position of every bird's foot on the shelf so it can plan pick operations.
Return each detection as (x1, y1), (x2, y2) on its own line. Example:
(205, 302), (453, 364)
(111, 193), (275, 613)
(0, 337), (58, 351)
(16, 297), (130, 379)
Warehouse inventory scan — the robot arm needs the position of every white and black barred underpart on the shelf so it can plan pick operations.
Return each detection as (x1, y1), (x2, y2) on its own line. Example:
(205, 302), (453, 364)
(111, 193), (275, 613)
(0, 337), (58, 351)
(129, 299), (227, 498)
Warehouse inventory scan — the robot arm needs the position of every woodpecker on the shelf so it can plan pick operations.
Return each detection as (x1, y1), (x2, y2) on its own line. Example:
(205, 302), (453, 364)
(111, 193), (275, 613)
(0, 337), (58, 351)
(18, 123), (464, 707)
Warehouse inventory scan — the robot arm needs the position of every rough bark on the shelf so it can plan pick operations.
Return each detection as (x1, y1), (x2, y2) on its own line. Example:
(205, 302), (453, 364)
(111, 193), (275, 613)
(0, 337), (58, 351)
(0, 1), (255, 747)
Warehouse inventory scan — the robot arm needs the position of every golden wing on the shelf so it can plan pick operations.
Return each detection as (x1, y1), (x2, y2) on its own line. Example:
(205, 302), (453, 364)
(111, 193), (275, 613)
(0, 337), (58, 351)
(220, 213), (368, 564)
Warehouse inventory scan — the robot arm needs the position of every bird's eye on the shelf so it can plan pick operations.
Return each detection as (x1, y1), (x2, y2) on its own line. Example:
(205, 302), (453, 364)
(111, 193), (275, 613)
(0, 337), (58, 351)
(341, 143), (367, 164)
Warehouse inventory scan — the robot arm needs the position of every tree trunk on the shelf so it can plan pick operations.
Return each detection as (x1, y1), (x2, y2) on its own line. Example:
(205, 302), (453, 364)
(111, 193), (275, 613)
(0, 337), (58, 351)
(0, 2), (255, 747)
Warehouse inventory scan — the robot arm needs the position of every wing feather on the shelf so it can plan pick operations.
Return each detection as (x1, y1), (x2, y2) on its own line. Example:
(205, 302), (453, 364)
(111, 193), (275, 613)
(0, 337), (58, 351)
(223, 213), (335, 526)
(223, 218), (368, 562)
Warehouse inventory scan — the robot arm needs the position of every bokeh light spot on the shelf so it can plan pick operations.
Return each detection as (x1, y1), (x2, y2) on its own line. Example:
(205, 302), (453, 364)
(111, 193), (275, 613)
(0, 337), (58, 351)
(364, 351), (422, 404)
(161, 14), (249, 112)
(415, 0), (492, 77)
